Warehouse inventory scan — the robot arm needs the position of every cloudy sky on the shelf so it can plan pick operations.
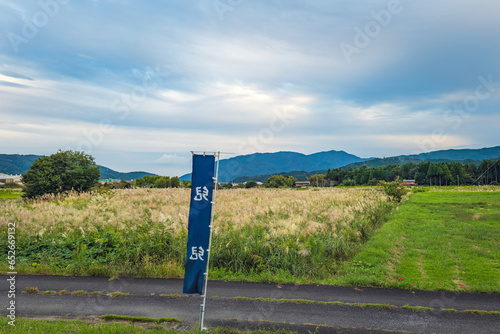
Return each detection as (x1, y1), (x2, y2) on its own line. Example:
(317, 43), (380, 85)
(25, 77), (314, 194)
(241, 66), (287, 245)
(1, 0), (499, 176)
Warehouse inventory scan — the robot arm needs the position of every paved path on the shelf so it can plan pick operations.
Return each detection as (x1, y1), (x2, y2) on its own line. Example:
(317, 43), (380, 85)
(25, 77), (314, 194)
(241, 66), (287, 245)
(2, 275), (499, 333)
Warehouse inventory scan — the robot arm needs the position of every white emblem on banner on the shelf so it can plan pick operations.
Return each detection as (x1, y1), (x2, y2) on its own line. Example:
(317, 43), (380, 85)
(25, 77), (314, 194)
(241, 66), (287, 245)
(189, 246), (205, 261)
(194, 186), (209, 201)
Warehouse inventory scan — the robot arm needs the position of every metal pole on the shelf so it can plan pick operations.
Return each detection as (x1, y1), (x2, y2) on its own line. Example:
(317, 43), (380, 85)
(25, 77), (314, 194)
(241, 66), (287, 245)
(200, 151), (220, 331)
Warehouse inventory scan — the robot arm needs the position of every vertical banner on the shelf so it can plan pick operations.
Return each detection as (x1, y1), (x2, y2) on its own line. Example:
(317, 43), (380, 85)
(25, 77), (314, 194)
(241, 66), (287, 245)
(183, 154), (215, 295)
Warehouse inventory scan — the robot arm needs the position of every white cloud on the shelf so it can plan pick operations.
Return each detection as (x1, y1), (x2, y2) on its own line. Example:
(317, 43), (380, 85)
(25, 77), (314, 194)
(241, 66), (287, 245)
(0, 0), (498, 175)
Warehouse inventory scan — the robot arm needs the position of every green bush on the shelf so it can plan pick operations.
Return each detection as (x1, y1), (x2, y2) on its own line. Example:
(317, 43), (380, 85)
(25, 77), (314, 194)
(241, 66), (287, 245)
(378, 177), (407, 202)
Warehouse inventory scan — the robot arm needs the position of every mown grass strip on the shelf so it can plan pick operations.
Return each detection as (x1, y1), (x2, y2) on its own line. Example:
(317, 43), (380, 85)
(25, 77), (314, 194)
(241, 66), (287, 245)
(335, 189), (500, 292)
(106, 291), (130, 297)
(23, 287), (39, 294)
(160, 293), (187, 298)
(99, 314), (181, 323)
(463, 310), (500, 316)
(224, 296), (499, 315)
(89, 291), (104, 296)
(402, 305), (433, 312)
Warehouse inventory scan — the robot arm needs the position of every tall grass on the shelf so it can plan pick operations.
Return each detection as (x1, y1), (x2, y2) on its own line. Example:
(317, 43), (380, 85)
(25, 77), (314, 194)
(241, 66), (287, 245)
(0, 188), (392, 281)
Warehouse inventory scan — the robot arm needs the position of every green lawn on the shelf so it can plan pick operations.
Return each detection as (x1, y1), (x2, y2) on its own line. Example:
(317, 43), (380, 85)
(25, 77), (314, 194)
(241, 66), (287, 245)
(334, 188), (500, 292)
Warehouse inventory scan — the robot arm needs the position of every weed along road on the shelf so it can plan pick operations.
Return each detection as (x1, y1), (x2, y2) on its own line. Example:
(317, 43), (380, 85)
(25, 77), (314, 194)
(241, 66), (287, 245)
(2, 275), (499, 333)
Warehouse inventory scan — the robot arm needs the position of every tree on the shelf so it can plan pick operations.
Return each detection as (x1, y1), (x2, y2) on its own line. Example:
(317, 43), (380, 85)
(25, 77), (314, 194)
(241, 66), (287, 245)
(118, 180), (132, 189)
(154, 177), (168, 188)
(308, 174), (326, 187)
(171, 176), (181, 188)
(22, 150), (100, 198)
(441, 164), (453, 186)
(264, 175), (295, 188)
(220, 183), (232, 189)
(340, 178), (356, 186)
(245, 180), (258, 188)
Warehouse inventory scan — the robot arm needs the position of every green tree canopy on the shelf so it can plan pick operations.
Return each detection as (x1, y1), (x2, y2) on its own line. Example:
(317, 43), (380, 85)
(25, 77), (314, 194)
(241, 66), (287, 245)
(22, 150), (100, 198)
(171, 176), (181, 188)
(245, 180), (258, 188)
(263, 175), (296, 188)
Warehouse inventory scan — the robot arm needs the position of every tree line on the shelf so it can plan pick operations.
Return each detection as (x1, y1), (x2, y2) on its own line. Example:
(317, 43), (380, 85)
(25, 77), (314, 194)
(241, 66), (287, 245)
(324, 158), (500, 186)
(133, 175), (183, 188)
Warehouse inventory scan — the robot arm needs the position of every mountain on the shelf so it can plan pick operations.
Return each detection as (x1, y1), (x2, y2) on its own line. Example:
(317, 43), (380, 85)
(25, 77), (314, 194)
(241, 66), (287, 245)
(98, 166), (155, 181)
(342, 146), (500, 170)
(195, 146), (500, 183)
(0, 154), (40, 175)
(342, 157), (481, 170)
(404, 146), (500, 161)
(181, 150), (364, 183)
(0, 154), (155, 181)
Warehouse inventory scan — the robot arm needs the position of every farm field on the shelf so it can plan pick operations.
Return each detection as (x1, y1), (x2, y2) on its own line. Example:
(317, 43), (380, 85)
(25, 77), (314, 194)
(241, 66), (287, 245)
(335, 186), (500, 292)
(0, 187), (392, 283)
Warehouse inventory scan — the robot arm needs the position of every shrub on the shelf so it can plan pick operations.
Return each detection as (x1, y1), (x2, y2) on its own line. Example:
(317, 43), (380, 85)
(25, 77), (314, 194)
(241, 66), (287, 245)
(378, 177), (407, 202)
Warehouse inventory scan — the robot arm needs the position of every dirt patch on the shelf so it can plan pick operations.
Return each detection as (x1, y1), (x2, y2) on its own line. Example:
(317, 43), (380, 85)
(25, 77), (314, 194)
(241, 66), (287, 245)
(473, 213), (484, 220)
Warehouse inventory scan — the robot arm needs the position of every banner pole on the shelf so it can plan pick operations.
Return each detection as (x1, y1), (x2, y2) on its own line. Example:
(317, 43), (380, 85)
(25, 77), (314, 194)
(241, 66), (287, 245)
(200, 151), (220, 331)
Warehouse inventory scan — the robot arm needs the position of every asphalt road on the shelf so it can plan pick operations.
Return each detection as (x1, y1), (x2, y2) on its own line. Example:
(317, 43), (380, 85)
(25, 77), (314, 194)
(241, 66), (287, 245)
(2, 275), (499, 333)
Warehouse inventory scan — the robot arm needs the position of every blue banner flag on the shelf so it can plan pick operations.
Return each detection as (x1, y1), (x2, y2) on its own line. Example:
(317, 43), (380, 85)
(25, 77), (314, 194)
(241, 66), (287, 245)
(183, 154), (215, 295)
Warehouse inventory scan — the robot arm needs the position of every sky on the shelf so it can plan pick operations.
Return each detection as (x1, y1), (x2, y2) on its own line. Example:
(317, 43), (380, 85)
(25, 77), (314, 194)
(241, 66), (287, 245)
(0, 0), (499, 176)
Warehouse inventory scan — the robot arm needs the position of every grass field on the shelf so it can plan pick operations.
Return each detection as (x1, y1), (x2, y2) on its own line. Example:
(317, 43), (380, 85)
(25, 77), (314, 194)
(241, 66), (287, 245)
(0, 317), (291, 334)
(335, 187), (500, 292)
(1, 186), (498, 292)
(0, 187), (391, 282)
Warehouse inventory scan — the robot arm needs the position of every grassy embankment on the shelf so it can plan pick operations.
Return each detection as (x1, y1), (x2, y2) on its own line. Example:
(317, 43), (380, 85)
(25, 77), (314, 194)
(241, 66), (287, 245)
(335, 187), (500, 292)
(0, 187), (392, 283)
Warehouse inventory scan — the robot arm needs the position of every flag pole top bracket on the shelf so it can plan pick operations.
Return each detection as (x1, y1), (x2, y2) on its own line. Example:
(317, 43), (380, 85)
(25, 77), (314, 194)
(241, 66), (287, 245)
(190, 151), (234, 156)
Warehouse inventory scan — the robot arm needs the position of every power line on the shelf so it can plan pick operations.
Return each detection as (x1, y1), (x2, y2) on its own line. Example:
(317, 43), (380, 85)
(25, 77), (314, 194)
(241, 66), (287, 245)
(473, 157), (500, 185)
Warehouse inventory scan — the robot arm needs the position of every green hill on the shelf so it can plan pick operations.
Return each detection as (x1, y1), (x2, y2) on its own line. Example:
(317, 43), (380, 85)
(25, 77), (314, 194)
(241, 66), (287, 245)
(0, 154), (155, 181)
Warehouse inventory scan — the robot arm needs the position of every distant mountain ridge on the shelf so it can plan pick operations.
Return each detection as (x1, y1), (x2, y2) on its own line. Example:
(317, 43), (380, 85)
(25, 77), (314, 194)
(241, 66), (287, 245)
(199, 146), (500, 183)
(0, 154), (39, 175)
(181, 150), (364, 182)
(404, 146), (500, 161)
(0, 154), (155, 181)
